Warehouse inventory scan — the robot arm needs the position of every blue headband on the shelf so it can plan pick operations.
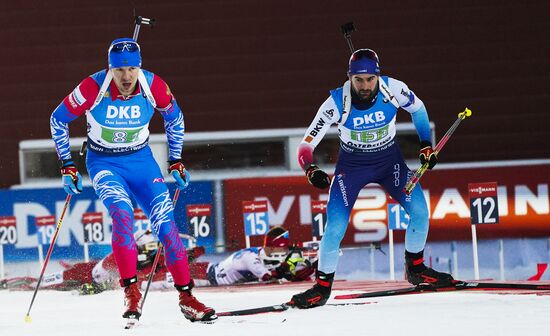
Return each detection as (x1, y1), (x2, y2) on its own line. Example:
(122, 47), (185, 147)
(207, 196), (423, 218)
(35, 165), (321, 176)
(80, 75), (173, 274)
(108, 38), (142, 69)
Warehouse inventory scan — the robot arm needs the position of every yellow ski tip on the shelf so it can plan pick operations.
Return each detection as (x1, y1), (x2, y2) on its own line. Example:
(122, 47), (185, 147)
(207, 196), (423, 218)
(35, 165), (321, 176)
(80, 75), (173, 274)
(24, 315), (32, 323)
(459, 108), (472, 119)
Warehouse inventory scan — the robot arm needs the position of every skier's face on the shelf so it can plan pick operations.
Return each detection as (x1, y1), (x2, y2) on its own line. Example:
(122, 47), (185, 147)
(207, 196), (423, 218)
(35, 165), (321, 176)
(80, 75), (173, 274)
(112, 66), (140, 97)
(264, 246), (288, 257)
(350, 74), (378, 100)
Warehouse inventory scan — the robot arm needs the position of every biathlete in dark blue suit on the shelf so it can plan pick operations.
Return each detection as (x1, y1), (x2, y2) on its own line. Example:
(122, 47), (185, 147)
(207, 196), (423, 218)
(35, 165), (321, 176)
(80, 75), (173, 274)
(290, 48), (453, 309)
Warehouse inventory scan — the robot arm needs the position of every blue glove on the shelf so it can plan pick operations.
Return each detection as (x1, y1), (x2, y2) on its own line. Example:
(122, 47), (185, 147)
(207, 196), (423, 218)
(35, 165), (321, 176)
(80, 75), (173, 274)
(168, 160), (191, 190)
(60, 161), (82, 195)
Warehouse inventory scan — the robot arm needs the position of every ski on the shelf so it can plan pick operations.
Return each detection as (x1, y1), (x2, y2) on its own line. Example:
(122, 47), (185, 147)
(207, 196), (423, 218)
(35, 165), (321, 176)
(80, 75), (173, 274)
(124, 318), (139, 329)
(217, 301), (377, 317)
(334, 281), (550, 300)
(217, 303), (289, 316)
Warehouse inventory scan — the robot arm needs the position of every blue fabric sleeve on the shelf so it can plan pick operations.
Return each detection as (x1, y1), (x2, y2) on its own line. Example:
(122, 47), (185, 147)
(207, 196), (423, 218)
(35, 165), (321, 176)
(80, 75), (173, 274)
(410, 104), (432, 143)
(162, 99), (185, 161)
(50, 102), (79, 161)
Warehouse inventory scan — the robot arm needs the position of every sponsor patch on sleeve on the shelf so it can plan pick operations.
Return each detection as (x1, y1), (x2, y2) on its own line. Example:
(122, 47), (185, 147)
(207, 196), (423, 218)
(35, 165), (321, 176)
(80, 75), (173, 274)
(401, 88), (415, 108)
(305, 136), (314, 143)
(70, 85), (87, 106)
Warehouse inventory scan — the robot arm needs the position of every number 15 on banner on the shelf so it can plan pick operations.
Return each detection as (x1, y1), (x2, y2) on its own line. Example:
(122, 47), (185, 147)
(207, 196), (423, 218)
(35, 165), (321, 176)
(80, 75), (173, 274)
(242, 201), (269, 236)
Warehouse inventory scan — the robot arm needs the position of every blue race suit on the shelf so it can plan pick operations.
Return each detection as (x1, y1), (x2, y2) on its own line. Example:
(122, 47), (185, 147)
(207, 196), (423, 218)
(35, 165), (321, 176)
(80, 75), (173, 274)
(298, 76), (433, 273)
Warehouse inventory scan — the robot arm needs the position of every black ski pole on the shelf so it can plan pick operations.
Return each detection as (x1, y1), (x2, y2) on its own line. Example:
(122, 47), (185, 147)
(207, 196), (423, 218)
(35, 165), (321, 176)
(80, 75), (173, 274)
(340, 22), (356, 53)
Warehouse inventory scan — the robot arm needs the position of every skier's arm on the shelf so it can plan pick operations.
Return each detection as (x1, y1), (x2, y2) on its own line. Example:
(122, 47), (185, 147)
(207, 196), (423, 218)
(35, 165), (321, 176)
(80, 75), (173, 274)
(150, 75), (190, 189)
(50, 77), (98, 194)
(387, 77), (430, 142)
(244, 252), (273, 281)
(297, 97), (340, 169)
(297, 97), (340, 189)
(389, 77), (437, 168)
(50, 77), (98, 162)
(151, 75), (184, 161)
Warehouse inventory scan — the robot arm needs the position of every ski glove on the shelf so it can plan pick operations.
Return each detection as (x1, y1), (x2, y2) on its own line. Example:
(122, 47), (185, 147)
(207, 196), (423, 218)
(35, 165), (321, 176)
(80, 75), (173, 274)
(60, 160), (83, 195)
(305, 165), (331, 189)
(168, 160), (191, 190)
(419, 141), (438, 170)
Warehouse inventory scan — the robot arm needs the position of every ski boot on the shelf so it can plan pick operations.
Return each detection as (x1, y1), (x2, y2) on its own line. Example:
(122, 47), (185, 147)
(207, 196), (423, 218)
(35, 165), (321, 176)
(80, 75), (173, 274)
(289, 270), (334, 309)
(121, 277), (142, 320)
(176, 281), (217, 323)
(405, 250), (454, 288)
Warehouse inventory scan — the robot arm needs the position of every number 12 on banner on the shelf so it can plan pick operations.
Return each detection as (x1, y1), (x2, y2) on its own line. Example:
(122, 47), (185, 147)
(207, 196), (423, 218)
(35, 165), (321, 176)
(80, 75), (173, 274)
(242, 201), (269, 236)
(469, 182), (499, 224)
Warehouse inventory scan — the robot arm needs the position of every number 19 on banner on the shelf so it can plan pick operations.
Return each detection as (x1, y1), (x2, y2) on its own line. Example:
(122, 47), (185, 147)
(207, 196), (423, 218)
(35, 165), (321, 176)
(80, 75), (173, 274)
(35, 215), (56, 268)
(242, 201), (269, 248)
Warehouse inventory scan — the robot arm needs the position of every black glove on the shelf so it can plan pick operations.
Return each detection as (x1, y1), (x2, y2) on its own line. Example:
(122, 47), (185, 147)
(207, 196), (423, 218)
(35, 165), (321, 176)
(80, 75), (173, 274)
(419, 141), (438, 169)
(79, 282), (108, 295)
(272, 262), (291, 280)
(305, 165), (331, 189)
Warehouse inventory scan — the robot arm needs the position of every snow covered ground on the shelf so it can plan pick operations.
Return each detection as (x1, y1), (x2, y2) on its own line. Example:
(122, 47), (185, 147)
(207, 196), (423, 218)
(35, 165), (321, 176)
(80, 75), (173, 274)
(2, 280), (550, 336)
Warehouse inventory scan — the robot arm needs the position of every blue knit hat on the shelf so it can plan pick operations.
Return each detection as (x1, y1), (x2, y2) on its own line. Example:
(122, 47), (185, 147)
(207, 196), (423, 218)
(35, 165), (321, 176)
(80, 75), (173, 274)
(108, 38), (142, 69)
(348, 48), (380, 75)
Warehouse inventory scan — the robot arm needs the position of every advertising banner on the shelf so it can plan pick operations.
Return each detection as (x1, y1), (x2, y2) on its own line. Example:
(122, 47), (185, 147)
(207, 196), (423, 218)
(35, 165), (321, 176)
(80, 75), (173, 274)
(0, 181), (215, 261)
(223, 164), (550, 248)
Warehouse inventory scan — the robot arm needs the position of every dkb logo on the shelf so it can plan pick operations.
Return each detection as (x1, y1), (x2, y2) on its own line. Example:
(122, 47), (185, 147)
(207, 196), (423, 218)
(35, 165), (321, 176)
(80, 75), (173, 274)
(106, 105), (141, 119)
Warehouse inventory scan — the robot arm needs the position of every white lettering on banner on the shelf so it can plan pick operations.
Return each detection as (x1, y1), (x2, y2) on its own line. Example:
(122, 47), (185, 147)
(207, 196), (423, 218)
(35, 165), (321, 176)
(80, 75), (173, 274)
(96, 199), (112, 240)
(14, 202), (50, 248)
(12, 199), (109, 249)
(255, 196), (295, 226)
(498, 186), (509, 216)
(515, 184), (549, 215)
(423, 189), (431, 217)
(300, 193), (330, 225)
(354, 210), (386, 223)
(354, 187), (386, 209)
(352, 187), (387, 241)
(353, 222), (387, 242)
(432, 188), (470, 219)
(55, 199), (92, 246)
(299, 195), (312, 224)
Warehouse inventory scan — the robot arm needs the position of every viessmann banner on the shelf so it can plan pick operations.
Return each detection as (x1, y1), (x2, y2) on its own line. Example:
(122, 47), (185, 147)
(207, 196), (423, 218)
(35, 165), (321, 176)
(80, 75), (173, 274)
(223, 164), (550, 248)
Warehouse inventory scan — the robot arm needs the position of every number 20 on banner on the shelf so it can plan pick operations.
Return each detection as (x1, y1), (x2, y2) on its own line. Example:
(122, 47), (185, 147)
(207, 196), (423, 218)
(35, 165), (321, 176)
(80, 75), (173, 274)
(242, 200), (269, 236)
(468, 182), (499, 224)
(0, 216), (17, 245)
